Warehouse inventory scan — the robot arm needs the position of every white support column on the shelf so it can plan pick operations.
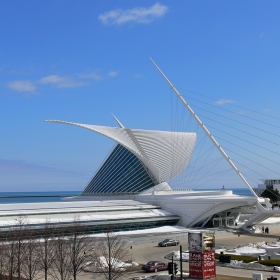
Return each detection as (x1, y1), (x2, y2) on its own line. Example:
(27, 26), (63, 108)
(150, 57), (258, 198)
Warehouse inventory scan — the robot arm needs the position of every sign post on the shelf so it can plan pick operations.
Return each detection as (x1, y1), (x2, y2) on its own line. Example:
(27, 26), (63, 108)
(188, 231), (216, 279)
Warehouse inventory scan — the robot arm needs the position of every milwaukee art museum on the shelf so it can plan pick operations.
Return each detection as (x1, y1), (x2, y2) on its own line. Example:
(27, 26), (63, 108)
(0, 115), (260, 236)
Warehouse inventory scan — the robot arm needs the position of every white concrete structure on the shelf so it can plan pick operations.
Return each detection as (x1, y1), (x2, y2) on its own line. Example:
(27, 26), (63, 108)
(149, 58), (280, 231)
(46, 119), (196, 184)
(0, 199), (180, 233)
(136, 187), (258, 228)
(150, 57), (258, 198)
(0, 116), (261, 233)
(44, 118), (260, 230)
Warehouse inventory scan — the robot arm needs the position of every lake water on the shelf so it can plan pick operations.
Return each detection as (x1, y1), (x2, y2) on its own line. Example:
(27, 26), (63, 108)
(0, 188), (254, 204)
(0, 191), (81, 204)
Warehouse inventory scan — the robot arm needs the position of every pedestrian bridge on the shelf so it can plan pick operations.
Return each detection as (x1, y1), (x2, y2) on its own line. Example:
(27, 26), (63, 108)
(241, 201), (280, 232)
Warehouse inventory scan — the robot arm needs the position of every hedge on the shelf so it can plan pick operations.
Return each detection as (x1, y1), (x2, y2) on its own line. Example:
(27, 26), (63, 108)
(215, 253), (258, 263)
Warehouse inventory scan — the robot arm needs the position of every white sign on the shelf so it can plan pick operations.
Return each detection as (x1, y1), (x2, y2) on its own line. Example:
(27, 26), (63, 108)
(252, 273), (263, 280)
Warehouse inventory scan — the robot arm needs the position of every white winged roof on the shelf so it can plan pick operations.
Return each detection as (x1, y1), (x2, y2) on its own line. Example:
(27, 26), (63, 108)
(46, 120), (196, 182)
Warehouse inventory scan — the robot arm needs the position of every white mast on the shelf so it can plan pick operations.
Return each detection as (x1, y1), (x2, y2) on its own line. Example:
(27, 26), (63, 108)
(150, 57), (258, 198)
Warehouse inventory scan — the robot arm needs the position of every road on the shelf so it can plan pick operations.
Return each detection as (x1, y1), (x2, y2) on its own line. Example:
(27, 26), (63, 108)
(77, 227), (280, 279)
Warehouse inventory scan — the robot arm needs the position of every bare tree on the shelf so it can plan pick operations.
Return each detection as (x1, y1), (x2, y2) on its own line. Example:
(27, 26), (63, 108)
(93, 228), (129, 280)
(37, 219), (55, 280)
(21, 229), (41, 280)
(0, 239), (8, 280)
(49, 229), (71, 280)
(14, 216), (29, 280)
(67, 218), (95, 280)
(5, 231), (17, 280)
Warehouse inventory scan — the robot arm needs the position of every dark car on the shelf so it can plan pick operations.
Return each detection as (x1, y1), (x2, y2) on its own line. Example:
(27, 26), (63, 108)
(142, 261), (168, 272)
(158, 239), (179, 247)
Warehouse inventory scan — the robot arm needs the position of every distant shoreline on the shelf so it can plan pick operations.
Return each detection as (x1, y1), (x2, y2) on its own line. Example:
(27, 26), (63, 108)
(0, 191), (82, 204)
(0, 195), (78, 198)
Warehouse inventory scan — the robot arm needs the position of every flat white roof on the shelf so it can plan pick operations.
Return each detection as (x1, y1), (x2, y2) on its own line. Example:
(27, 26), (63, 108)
(0, 198), (180, 228)
(0, 199), (154, 212)
(0, 208), (178, 227)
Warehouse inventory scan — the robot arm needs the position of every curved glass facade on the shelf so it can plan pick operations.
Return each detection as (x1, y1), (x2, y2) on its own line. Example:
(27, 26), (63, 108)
(0, 216), (180, 238)
(192, 210), (239, 228)
(82, 144), (157, 194)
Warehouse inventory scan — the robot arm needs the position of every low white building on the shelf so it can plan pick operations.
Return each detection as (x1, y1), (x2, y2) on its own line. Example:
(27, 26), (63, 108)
(258, 178), (280, 193)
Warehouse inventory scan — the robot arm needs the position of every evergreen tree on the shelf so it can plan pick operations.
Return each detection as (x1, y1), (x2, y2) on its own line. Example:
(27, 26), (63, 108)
(261, 188), (280, 203)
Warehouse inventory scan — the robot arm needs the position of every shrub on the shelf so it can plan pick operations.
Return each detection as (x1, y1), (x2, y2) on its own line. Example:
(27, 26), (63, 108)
(259, 259), (280, 267)
(215, 254), (257, 263)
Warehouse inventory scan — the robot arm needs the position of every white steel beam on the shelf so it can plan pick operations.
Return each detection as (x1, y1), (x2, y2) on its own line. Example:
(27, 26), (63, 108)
(150, 57), (258, 198)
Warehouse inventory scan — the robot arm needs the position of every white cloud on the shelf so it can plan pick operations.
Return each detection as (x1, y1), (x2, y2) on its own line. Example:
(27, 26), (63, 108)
(134, 74), (145, 78)
(8, 80), (36, 92)
(98, 3), (168, 25)
(236, 111), (245, 115)
(215, 99), (235, 105)
(262, 108), (271, 113)
(108, 71), (119, 77)
(38, 75), (86, 88)
(79, 72), (103, 80)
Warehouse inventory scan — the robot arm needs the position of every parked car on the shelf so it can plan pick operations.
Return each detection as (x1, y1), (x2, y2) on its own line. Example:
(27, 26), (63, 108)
(142, 261), (168, 272)
(158, 239), (179, 247)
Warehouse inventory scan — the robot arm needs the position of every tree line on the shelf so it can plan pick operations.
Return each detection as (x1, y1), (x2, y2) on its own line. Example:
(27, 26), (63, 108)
(0, 216), (130, 280)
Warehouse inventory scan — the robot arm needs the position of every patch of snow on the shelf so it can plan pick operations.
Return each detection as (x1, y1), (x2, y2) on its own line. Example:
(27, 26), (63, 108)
(262, 242), (280, 249)
(164, 251), (189, 261)
(83, 257), (138, 272)
(216, 243), (266, 256)
(223, 259), (278, 271)
(261, 217), (280, 224)
(92, 225), (189, 237)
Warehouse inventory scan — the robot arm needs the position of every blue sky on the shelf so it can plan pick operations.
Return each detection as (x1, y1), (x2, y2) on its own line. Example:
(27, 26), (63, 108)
(1, 1), (280, 192)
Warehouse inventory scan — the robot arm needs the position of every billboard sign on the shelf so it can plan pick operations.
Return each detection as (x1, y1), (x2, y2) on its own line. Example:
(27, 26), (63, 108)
(189, 251), (216, 279)
(189, 231), (216, 279)
(188, 231), (215, 252)
(202, 231), (215, 251)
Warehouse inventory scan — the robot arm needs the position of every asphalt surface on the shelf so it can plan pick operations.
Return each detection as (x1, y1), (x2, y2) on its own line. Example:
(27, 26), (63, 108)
(77, 226), (280, 279)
